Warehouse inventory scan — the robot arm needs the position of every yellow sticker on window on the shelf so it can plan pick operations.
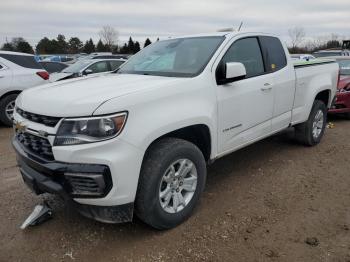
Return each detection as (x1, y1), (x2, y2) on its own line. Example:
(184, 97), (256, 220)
(271, 64), (276, 70)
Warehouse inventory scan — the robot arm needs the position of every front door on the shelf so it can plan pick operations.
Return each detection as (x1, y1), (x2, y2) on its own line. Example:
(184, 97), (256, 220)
(216, 37), (274, 154)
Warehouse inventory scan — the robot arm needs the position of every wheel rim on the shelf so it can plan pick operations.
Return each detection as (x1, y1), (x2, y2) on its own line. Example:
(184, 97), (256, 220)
(5, 100), (16, 122)
(312, 109), (324, 139)
(159, 159), (198, 214)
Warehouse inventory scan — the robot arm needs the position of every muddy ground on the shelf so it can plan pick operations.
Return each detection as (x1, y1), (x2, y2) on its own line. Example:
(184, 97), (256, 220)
(1, 117), (350, 262)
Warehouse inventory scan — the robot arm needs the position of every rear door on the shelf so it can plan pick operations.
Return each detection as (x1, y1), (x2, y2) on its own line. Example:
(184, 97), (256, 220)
(0, 61), (13, 92)
(216, 37), (274, 154)
(259, 36), (296, 131)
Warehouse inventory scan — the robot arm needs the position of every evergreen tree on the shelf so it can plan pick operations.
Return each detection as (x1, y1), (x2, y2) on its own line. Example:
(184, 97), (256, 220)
(68, 37), (83, 54)
(127, 37), (135, 54)
(16, 40), (34, 54)
(56, 34), (68, 53)
(36, 37), (60, 54)
(1, 37), (33, 54)
(119, 43), (129, 54)
(36, 37), (51, 54)
(1, 42), (14, 51)
(96, 39), (107, 52)
(83, 38), (95, 54)
(133, 41), (141, 54)
(144, 38), (152, 47)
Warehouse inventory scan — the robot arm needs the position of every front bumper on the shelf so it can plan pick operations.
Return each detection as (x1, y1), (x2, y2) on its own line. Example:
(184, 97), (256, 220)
(13, 137), (134, 223)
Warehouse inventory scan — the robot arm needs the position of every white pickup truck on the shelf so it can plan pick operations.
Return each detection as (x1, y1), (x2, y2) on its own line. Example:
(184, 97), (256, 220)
(12, 32), (338, 229)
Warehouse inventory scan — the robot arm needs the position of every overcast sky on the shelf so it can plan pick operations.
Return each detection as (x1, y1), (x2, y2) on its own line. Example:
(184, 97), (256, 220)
(1, 0), (350, 47)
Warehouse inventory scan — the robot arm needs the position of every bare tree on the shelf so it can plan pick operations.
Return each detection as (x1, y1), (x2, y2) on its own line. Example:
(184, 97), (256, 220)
(288, 27), (306, 49)
(99, 26), (119, 51)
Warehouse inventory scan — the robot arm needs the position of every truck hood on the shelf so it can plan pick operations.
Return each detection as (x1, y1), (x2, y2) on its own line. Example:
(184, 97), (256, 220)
(17, 73), (186, 117)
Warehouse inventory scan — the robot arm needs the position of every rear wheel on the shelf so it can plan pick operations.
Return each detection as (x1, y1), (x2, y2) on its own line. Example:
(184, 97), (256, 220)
(135, 138), (207, 230)
(295, 100), (327, 146)
(0, 94), (18, 127)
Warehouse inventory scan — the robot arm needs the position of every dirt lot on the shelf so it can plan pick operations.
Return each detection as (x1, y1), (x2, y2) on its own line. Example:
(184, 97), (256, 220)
(1, 117), (350, 262)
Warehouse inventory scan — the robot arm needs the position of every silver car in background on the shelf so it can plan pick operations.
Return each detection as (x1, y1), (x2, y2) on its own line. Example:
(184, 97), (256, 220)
(50, 58), (126, 82)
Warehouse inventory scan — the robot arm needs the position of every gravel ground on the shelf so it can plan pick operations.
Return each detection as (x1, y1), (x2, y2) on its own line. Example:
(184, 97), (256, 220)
(0, 117), (350, 262)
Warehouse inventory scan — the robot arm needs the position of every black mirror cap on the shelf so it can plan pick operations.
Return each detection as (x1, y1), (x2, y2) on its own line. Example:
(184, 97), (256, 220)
(216, 62), (246, 85)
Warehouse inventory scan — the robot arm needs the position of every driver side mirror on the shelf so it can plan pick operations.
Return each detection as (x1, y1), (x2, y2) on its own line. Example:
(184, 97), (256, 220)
(224, 62), (246, 83)
(83, 69), (93, 76)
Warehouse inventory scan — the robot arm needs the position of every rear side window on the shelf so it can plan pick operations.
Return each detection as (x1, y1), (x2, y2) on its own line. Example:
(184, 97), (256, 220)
(86, 61), (109, 73)
(40, 62), (67, 73)
(259, 36), (287, 72)
(0, 64), (2, 69)
(219, 37), (265, 78)
(0, 54), (42, 69)
(109, 60), (124, 70)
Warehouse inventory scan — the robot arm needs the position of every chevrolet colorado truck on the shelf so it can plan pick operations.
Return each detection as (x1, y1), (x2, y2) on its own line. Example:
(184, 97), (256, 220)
(12, 32), (338, 229)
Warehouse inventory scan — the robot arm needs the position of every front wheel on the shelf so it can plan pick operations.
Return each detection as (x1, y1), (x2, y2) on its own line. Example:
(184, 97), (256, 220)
(295, 100), (327, 146)
(135, 138), (207, 230)
(0, 94), (18, 127)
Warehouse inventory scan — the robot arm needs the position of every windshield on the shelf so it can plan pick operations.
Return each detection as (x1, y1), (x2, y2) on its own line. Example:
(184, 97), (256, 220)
(62, 60), (91, 73)
(338, 60), (350, 75)
(118, 36), (224, 77)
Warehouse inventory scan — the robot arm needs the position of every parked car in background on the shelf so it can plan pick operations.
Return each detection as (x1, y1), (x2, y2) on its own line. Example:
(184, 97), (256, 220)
(0, 51), (49, 126)
(313, 50), (350, 58)
(41, 55), (75, 64)
(50, 58), (126, 81)
(328, 56), (350, 118)
(79, 53), (129, 60)
(34, 55), (53, 62)
(291, 54), (315, 61)
(12, 32), (338, 229)
(39, 61), (68, 74)
(91, 55), (129, 60)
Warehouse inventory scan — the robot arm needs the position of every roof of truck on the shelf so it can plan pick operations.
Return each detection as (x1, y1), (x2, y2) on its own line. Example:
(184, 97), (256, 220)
(0, 51), (34, 56)
(172, 31), (277, 39)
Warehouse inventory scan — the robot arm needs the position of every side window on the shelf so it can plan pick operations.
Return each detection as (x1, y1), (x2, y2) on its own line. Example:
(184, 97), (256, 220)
(0, 64), (3, 70)
(86, 61), (109, 73)
(260, 36), (287, 72)
(220, 37), (265, 78)
(0, 54), (42, 69)
(109, 60), (124, 70)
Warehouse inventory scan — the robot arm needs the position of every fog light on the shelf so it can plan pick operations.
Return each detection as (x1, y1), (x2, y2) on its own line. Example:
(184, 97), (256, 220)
(65, 173), (106, 196)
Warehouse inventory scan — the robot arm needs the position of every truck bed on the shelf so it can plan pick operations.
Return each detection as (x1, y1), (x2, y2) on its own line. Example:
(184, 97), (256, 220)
(292, 58), (338, 125)
(293, 58), (335, 68)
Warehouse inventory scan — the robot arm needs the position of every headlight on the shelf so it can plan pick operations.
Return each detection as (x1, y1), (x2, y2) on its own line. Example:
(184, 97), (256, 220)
(54, 112), (127, 146)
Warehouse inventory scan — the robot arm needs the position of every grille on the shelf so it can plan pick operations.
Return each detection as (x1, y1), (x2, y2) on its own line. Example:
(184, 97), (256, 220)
(16, 132), (54, 161)
(16, 108), (61, 127)
(66, 174), (106, 196)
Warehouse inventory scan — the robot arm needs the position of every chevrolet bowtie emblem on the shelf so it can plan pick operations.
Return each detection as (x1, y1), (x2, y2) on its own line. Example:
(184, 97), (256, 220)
(15, 121), (27, 133)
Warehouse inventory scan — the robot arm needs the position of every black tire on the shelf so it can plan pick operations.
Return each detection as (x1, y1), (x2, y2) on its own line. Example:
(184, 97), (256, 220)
(346, 113), (350, 120)
(295, 100), (327, 146)
(0, 94), (18, 127)
(135, 138), (207, 230)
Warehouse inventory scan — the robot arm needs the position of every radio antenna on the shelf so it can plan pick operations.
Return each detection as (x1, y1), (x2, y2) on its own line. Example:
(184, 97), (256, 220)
(238, 22), (243, 32)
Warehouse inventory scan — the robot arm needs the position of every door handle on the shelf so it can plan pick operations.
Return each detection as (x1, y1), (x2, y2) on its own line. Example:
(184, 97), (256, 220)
(0, 75), (4, 78)
(261, 83), (272, 91)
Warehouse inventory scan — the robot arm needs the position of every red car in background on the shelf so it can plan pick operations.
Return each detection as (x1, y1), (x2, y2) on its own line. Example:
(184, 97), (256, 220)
(328, 57), (350, 119)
